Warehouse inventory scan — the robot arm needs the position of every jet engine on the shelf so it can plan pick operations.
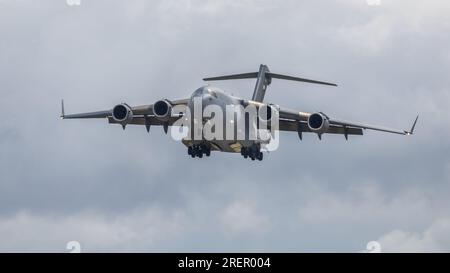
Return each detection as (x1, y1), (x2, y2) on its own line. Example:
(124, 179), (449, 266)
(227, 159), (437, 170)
(112, 103), (133, 125)
(307, 112), (329, 134)
(153, 99), (172, 121)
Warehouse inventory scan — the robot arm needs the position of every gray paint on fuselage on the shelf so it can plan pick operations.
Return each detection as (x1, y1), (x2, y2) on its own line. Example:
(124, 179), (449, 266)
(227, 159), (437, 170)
(185, 86), (256, 153)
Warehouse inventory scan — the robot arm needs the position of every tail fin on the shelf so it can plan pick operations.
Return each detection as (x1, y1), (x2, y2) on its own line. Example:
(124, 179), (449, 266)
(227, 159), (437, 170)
(60, 99), (65, 119)
(203, 64), (337, 102)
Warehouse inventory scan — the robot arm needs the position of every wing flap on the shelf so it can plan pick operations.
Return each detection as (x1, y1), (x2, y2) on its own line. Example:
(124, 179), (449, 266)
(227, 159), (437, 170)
(107, 116), (183, 126)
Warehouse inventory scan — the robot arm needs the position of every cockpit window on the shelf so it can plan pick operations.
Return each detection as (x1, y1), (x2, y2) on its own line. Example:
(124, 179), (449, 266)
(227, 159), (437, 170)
(209, 90), (218, 98)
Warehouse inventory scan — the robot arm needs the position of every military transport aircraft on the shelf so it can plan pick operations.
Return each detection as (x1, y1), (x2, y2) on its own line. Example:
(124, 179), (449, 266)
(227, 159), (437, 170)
(61, 64), (418, 161)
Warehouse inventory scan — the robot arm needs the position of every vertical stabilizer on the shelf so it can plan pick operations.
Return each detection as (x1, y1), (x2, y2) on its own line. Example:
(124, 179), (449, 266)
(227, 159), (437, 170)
(251, 64), (271, 102)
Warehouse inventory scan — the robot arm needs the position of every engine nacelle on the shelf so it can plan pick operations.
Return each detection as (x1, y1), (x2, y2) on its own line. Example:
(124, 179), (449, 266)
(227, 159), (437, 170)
(307, 112), (329, 134)
(112, 103), (133, 125)
(153, 99), (172, 121)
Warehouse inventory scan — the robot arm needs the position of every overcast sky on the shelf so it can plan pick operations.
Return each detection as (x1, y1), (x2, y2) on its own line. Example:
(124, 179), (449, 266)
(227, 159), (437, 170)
(1, 0), (450, 252)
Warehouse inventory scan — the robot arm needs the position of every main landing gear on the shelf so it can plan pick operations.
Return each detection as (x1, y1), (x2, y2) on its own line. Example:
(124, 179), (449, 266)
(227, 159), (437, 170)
(241, 145), (263, 161)
(188, 144), (211, 158)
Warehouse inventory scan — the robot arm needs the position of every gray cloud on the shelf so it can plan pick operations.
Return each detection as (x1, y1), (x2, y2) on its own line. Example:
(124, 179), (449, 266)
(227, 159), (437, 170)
(377, 218), (450, 252)
(0, 0), (450, 252)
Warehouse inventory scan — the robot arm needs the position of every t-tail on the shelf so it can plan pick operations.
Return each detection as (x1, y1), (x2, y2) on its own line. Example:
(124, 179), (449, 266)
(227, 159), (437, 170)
(203, 64), (337, 102)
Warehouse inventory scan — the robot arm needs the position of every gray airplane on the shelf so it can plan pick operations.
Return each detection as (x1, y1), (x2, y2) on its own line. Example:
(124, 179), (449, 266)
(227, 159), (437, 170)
(61, 64), (418, 161)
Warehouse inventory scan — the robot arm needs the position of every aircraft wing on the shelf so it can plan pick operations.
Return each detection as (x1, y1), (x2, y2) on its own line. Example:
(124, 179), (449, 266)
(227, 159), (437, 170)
(279, 119), (364, 136)
(107, 116), (183, 126)
(60, 109), (112, 119)
(61, 104), (155, 119)
(60, 99), (189, 131)
(326, 117), (417, 135)
(278, 108), (418, 138)
(61, 99), (189, 119)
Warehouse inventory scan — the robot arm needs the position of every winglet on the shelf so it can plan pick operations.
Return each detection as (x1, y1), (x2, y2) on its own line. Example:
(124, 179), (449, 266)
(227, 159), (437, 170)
(405, 115), (419, 135)
(61, 99), (65, 119)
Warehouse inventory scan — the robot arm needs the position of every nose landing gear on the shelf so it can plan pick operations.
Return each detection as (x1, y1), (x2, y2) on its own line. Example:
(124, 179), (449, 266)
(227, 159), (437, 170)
(188, 144), (211, 158)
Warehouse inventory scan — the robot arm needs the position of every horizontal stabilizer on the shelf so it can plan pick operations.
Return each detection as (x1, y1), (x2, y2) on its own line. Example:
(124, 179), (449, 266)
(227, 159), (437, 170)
(266, 72), (337, 87)
(203, 64), (337, 102)
(203, 72), (258, 81)
(203, 70), (337, 87)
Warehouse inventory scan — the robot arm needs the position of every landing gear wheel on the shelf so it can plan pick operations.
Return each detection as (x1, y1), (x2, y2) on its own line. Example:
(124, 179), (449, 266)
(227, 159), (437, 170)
(257, 152), (263, 161)
(188, 144), (211, 158)
(241, 144), (264, 161)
